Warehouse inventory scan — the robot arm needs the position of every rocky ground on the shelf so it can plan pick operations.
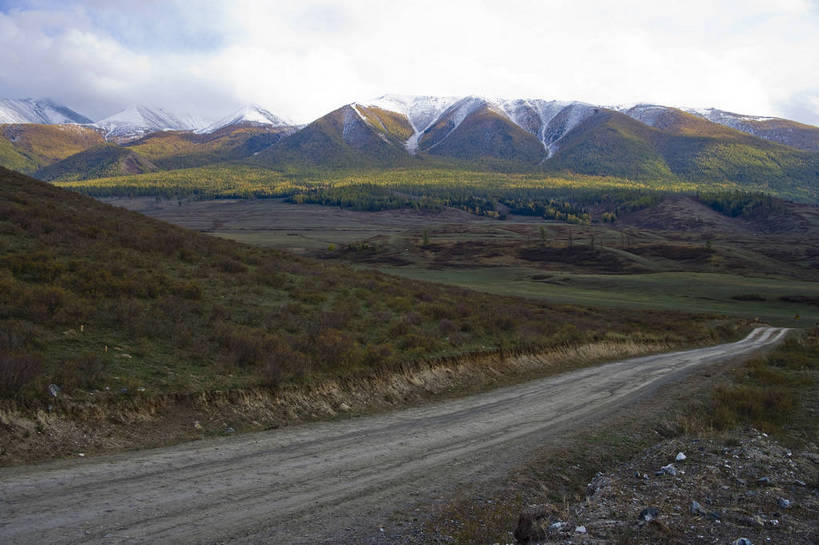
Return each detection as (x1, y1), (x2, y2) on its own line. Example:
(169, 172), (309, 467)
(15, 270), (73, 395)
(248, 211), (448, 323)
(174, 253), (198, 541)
(514, 430), (818, 545)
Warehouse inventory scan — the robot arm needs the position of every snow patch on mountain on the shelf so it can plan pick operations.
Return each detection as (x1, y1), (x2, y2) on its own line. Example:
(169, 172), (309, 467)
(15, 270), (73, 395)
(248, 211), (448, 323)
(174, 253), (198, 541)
(500, 99), (597, 156)
(366, 94), (460, 153)
(95, 105), (206, 140)
(0, 98), (92, 125)
(197, 105), (290, 134)
(619, 104), (671, 127)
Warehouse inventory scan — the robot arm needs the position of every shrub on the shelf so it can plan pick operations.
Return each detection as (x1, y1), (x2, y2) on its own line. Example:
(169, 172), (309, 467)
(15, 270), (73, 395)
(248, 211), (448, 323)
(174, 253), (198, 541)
(0, 352), (43, 397)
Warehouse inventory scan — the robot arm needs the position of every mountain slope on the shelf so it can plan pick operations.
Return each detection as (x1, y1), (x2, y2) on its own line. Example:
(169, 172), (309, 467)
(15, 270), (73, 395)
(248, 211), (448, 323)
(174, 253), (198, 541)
(124, 125), (296, 170)
(198, 105), (291, 134)
(545, 109), (819, 199)
(686, 108), (819, 152)
(0, 124), (104, 173)
(34, 144), (157, 181)
(0, 98), (92, 125)
(95, 105), (206, 141)
(257, 104), (414, 167)
(417, 99), (545, 163)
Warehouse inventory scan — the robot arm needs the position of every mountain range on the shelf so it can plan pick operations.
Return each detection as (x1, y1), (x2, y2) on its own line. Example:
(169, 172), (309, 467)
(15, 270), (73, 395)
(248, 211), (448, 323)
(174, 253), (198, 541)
(0, 95), (817, 198)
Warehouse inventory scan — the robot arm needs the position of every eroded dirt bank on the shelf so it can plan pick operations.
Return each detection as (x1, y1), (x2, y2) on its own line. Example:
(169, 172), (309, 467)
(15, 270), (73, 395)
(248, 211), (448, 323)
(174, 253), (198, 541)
(0, 338), (673, 466)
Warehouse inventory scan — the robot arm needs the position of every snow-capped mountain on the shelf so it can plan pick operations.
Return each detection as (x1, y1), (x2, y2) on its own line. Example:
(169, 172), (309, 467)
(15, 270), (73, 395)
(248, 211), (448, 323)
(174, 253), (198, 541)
(197, 105), (291, 134)
(94, 105), (207, 141)
(0, 98), (92, 125)
(365, 95), (599, 157)
(367, 95), (462, 152)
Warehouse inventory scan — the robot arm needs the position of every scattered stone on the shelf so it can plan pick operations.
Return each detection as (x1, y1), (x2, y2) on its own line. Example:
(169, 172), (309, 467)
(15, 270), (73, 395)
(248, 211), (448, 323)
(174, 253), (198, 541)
(676, 452), (687, 462)
(769, 519), (779, 527)
(747, 515), (765, 528)
(777, 497), (791, 509)
(690, 500), (708, 516)
(549, 521), (566, 531)
(638, 507), (660, 522)
(660, 463), (678, 476)
(225, 427), (236, 434)
(48, 384), (60, 397)
(732, 538), (753, 545)
(575, 525), (586, 534)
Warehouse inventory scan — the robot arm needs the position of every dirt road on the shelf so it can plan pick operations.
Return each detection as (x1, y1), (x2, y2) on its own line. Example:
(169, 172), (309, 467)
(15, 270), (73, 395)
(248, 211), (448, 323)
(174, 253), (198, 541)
(0, 327), (788, 544)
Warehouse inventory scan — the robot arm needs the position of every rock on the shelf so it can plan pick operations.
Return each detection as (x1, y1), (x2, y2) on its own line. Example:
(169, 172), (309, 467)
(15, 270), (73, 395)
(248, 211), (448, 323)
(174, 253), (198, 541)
(638, 507), (660, 522)
(48, 384), (60, 397)
(690, 500), (708, 516)
(225, 427), (236, 434)
(732, 539), (753, 545)
(586, 472), (609, 496)
(777, 497), (791, 509)
(513, 505), (550, 544)
(757, 476), (770, 485)
(747, 515), (765, 528)
(575, 525), (586, 534)
(549, 521), (566, 531)
(660, 463), (678, 476)
(675, 452), (687, 461)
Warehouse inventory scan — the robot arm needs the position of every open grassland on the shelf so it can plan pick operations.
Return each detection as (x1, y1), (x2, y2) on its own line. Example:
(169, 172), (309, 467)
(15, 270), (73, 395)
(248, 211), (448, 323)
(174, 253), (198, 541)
(107, 196), (819, 325)
(381, 268), (819, 325)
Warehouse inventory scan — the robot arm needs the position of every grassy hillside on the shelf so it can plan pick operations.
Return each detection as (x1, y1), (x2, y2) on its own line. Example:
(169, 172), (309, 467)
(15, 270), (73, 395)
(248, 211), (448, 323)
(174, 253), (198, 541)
(257, 105), (414, 168)
(35, 144), (158, 181)
(125, 126), (294, 170)
(0, 124), (103, 173)
(546, 110), (819, 201)
(1, 166), (725, 403)
(421, 106), (545, 164)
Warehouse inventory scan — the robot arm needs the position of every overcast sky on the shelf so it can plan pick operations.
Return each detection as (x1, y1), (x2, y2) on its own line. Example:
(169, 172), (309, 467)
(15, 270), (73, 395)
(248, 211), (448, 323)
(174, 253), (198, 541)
(0, 0), (817, 125)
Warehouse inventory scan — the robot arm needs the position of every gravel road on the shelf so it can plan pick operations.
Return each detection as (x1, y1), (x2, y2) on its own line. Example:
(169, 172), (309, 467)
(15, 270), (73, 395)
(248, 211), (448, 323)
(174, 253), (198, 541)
(0, 327), (788, 544)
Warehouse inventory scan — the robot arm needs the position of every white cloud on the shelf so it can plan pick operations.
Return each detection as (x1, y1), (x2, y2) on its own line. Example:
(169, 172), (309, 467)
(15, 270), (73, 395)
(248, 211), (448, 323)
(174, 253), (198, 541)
(0, 0), (816, 125)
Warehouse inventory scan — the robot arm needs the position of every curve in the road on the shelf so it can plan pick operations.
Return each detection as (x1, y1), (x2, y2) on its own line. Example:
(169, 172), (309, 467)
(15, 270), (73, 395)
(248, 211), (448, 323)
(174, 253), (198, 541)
(0, 327), (788, 544)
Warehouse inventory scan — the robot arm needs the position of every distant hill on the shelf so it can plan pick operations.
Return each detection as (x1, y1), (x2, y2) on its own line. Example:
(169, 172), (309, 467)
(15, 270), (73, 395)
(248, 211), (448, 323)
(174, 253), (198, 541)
(35, 144), (157, 181)
(0, 124), (104, 173)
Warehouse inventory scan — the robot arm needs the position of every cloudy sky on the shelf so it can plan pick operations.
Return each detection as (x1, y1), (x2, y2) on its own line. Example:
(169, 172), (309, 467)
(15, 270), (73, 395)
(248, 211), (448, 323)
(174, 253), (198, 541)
(0, 0), (817, 125)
